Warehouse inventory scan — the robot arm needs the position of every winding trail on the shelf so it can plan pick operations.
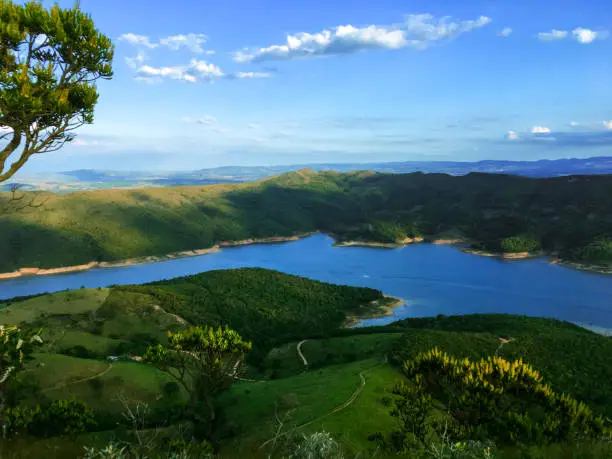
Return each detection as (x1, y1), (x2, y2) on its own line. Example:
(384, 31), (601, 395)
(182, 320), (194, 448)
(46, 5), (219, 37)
(41, 363), (113, 393)
(296, 340), (309, 368)
(259, 359), (383, 450)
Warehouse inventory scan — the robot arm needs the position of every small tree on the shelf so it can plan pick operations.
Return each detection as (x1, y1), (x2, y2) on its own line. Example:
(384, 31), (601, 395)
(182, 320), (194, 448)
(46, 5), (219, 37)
(0, 0), (113, 184)
(143, 326), (251, 437)
(0, 325), (43, 437)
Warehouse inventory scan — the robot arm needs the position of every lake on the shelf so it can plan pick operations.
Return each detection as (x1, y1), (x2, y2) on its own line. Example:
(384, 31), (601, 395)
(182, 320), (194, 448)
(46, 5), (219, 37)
(1, 234), (611, 332)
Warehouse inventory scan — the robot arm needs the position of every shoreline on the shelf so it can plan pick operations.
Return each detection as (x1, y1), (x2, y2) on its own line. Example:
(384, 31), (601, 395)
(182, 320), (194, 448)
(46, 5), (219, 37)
(1, 231), (610, 281)
(0, 232), (317, 281)
(461, 248), (538, 260)
(333, 237), (426, 249)
(344, 295), (406, 328)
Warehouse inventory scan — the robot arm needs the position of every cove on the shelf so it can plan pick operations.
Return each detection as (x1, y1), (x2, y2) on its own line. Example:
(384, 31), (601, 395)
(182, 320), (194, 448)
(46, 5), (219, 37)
(1, 234), (611, 332)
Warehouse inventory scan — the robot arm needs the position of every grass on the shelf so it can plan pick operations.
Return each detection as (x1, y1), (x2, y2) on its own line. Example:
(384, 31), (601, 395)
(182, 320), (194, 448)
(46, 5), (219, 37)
(41, 360), (176, 415)
(216, 358), (395, 458)
(261, 333), (403, 379)
(0, 288), (109, 324)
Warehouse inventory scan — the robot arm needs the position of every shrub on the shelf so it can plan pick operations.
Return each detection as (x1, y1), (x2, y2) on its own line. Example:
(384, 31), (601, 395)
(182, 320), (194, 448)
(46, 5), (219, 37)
(395, 348), (608, 446)
(5, 399), (96, 438)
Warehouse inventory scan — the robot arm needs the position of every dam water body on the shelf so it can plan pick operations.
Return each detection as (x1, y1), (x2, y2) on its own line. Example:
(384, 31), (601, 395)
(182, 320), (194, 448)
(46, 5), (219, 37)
(1, 234), (611, 332)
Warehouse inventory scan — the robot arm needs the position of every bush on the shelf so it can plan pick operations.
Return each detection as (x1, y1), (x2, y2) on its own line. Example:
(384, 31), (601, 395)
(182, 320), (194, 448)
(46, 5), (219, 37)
(393, 348), (608, 446)
(5, 399), (96, 438)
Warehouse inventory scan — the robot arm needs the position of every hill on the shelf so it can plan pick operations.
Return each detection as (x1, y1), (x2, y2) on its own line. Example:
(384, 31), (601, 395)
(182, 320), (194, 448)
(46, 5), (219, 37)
(2, 170), (612, 274)
(2, 271), (612, 457)
(7, 156), (612, 193)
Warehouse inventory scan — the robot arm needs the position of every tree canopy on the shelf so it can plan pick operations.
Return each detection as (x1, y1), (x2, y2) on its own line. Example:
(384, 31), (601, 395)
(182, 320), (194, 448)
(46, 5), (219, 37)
(144, 326), (251, 436)
(0, 0), (113, 183)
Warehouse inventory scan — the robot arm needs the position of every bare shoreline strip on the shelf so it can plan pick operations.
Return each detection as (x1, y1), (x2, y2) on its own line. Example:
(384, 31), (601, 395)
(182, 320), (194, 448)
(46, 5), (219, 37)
(0, 233), (317, 281)
(1, 233), (610, 280)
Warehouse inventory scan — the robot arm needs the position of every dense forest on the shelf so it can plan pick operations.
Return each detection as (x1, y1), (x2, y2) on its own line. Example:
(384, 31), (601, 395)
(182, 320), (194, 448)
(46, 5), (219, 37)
(2, 170), (612, 272)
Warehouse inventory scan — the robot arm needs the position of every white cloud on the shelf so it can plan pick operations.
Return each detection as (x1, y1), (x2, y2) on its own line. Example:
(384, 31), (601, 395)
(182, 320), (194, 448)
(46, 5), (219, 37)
(231, 71), (272, 79)
(572, 28), (605, 44)
(603, 120), (612, 130)
(118, 33), (158, 48)
(252, 137), (266, 142)
(233, 14), (491, 63)
(247, 123), (260, 129)
(125, 51), (147, 69)
(505, 130), (519, 141)
(497, 27), (513, 37)
(71, 139), (103, 147)
(537, 27), (607, 43)
(569, 121), (579, 127)
(120, 32), (215, 54)
(135, 59), (269, 84)
(136, 59), (223, 83)
(531, 126), (552, 134)
(159, 33), (208, 53)
(537, 29), (568, 41)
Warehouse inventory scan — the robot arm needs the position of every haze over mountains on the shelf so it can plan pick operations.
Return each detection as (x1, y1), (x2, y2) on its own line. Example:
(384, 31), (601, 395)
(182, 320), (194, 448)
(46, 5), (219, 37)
(6, 156), (612, 192)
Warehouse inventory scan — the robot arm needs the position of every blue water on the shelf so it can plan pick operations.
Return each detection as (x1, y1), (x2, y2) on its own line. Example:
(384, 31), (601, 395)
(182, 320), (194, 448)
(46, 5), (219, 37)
(1, 234), (611, 330)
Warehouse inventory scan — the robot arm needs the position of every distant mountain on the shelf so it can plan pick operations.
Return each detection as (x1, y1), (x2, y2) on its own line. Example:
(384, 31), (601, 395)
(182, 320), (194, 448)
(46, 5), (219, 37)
(8, 156), (612, 192)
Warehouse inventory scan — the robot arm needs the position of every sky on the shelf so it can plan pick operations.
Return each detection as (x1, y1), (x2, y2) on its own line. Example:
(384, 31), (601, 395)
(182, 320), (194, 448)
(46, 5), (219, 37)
(7, 0), (612, 173)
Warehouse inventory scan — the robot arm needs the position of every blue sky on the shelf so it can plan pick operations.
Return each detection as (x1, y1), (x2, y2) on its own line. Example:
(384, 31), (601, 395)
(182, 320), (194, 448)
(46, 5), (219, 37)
(11, 0), (612, 172)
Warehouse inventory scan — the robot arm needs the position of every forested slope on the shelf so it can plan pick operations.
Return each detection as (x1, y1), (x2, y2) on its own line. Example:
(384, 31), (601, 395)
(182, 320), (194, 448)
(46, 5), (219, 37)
(2, 170), (612, 272)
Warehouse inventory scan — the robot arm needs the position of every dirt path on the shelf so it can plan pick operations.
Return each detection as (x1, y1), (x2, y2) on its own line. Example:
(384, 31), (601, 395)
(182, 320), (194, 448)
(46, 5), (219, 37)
(297, 340), (308, 368)
(41, 363), (113, 393)
(259, 360), (382, 450)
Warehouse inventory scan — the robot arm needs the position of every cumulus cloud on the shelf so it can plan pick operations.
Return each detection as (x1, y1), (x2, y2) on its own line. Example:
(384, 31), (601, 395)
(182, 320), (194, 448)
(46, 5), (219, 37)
(119, 32), (215, 54)
(134, 59), (269, 84)
(159, 33), (208, 53)
(569, 121), (579, 127)
(497, 27), (513, 37)
(603, 121), (612, 130)
(119, 33), (158, 48)
(572, 28), (605, 44)
(531, 126), (552, 134)
(505, 130), (519, 141)
(537, 27), (607, 43)
(233, 14), (491, 63)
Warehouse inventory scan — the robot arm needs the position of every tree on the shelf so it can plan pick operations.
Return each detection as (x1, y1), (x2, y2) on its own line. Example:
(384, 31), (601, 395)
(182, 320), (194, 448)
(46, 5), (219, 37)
(0, 0), (113, 184)
(143, 326), (251, 437)
(0, 325), (43, 437)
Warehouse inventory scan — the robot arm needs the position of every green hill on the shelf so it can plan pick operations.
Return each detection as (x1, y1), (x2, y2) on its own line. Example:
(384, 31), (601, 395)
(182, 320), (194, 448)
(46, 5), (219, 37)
(2, 269), (612, 457)
(2, 171), (612, 272)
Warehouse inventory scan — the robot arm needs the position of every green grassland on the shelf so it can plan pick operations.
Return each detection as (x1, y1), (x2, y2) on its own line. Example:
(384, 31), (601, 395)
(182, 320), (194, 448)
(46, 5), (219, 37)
(2, 170), (612, 273)
(2, 269), (612, 457)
